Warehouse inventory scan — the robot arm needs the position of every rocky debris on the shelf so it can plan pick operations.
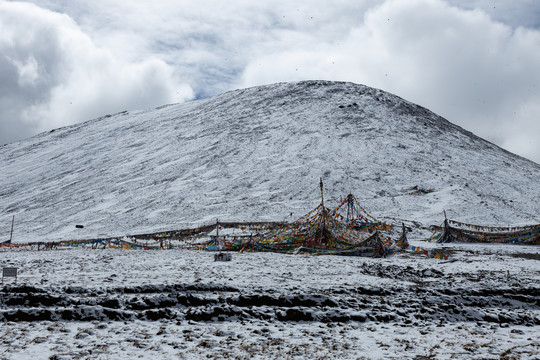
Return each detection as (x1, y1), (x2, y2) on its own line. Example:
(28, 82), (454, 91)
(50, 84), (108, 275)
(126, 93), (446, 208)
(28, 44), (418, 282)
(2, 271), (538, 325)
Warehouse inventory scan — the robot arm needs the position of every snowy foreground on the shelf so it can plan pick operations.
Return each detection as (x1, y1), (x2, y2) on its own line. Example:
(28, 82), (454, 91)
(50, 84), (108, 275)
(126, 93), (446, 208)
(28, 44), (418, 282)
(1, 241), (539, 359)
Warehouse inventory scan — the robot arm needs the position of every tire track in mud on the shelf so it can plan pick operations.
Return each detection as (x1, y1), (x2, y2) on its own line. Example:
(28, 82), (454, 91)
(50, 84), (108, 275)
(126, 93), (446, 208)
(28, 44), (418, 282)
(1, 282), (538, 325)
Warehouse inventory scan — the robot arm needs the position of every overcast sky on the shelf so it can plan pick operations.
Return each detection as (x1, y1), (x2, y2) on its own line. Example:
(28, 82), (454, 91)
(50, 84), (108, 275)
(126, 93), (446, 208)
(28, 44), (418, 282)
(1, 0), (539, 163)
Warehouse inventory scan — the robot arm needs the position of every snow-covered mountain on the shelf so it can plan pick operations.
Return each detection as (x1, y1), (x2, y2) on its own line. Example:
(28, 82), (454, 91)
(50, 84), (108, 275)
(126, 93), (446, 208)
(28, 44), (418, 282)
(1, 80), (539, 242)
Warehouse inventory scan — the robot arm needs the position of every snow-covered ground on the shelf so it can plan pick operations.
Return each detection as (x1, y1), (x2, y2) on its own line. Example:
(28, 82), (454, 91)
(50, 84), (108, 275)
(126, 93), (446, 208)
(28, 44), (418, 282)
(1, 242), (539, 359)
(1, 80), (539, 359)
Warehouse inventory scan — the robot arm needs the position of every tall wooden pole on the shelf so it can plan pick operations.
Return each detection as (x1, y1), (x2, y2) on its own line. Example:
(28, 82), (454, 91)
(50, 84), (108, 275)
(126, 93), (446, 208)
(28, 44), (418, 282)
(320, 178), (327, 236)
(346, 194), (354, 223)
(9, 215), (14, 244)
(442, 210), (449, 243)
(319, 178), (325, 209)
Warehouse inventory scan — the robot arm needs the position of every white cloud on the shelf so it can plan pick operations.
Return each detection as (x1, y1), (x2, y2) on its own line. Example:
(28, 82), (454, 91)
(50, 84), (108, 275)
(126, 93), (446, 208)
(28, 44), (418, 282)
(22, 0), (383, 97)
(0, 1), (193, 145)
(8, 55), (40, 86)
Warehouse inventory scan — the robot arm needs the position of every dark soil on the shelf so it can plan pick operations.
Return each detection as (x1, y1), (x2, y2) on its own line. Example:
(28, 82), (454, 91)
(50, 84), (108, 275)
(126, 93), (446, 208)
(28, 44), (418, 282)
(1, 267), (538, 325)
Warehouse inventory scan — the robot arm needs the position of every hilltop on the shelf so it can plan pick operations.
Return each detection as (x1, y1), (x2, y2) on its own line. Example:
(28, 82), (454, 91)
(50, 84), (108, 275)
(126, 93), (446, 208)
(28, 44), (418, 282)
(1, 80), (539, 242)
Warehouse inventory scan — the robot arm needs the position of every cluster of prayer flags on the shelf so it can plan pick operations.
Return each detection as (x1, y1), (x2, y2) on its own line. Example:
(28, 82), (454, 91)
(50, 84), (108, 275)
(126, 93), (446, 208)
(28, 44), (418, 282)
(409, 245), (450, 260)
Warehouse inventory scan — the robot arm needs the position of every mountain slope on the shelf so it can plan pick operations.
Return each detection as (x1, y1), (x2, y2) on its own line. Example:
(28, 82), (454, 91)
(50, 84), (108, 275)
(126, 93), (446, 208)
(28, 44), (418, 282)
(1, 80), (540, 242)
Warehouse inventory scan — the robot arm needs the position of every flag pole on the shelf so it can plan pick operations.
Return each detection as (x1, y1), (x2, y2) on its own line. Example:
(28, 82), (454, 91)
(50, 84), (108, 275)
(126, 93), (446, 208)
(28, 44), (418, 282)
(320, 178), (327, 238)
(319, 177), (325, 209)
(9, 215), (14, 244)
